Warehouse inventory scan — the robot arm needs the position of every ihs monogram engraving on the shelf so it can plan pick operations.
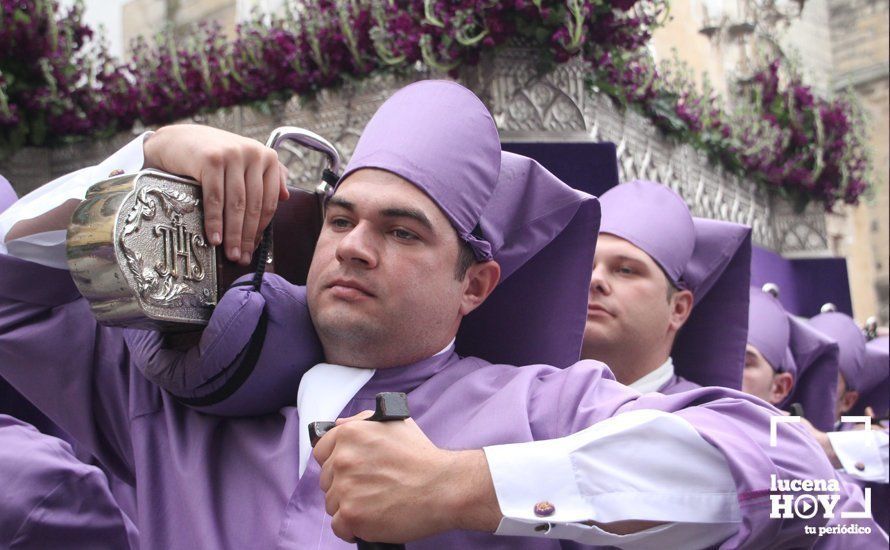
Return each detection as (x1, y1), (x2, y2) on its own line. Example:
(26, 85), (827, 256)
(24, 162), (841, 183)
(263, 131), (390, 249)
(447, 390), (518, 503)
(154, 212), (207, 282)
(118, 184), (215, 309)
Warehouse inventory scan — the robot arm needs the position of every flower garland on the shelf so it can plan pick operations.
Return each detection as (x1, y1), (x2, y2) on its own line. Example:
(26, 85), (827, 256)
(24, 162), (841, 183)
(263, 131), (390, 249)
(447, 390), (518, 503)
(0, 0), (871, 209)
(591, 52), (871, 210)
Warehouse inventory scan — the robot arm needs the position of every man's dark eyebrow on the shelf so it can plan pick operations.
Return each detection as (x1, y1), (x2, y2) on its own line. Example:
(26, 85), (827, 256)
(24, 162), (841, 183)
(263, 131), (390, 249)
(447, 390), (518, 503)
(327, 196), (355, 211)
(614, 254), (648, 266)
(381, 207), (434, 232)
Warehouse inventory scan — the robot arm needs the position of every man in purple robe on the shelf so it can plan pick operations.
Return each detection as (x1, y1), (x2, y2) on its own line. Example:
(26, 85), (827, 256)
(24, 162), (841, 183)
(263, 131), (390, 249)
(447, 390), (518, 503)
(743, 287), (887, 547)
(807, 312), (889, 484)
(581, 180), (750, 394)
(0, 175), (65, 438)
(743, 286), (839, 430)
(808, 313), (889, 535)
(0, 80), (841, 548)
(0, 177), (138, 549)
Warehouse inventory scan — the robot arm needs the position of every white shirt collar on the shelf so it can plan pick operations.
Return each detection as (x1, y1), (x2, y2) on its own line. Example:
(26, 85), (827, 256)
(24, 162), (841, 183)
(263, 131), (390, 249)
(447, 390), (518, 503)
(296, 338), (456, 478)
(629, 357), (674, 394)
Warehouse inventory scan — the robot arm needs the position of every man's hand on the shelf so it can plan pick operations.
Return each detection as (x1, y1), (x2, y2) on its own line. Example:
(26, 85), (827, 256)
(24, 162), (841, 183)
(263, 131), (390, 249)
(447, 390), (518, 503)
(798, 416), (842, 468)
(143, 125), (289, 265)
(312, 411), (503, 543)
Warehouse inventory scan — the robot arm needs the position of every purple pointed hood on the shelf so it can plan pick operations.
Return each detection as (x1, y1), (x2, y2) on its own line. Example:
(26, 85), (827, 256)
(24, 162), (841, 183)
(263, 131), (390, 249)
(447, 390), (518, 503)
(748, 288), (793, 374)
(598, 180), (751, 389)
(748, 287), (840, 430)
(0, 175), (16, 214)
(785, 316), (839, 431)
(335, 80), (600, 368)
(808, 312), (879, 391)
(853, 336), (889, 419)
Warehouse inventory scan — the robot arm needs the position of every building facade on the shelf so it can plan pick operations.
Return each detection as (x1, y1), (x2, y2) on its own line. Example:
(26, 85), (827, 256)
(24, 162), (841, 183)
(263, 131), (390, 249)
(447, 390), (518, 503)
(652, 0), (889, 324)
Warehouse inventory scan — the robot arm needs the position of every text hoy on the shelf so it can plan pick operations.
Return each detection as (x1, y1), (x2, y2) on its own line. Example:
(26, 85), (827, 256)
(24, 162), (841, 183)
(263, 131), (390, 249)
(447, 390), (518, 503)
(769, 475), (872, 520)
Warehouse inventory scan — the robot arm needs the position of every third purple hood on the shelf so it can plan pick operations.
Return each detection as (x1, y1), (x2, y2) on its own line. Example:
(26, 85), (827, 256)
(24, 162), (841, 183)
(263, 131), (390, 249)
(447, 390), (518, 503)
(748, 287), (839, 430)
(598, 180), (751, 389)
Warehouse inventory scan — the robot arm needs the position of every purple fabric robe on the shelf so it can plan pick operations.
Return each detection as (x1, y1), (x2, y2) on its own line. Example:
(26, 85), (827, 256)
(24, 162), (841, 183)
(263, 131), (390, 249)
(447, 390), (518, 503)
(814, 472), (889, 549)
(658, 375), (701, 395)
(0, 177), (58, 437)
(0, 414), (138, 549)
(0, 254), (846, 549)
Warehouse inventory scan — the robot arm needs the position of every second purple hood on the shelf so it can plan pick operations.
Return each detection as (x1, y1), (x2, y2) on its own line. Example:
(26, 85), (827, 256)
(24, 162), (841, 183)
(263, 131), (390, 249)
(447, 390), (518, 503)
(334, 80), (601, 368)
(598, 180), (751, 389)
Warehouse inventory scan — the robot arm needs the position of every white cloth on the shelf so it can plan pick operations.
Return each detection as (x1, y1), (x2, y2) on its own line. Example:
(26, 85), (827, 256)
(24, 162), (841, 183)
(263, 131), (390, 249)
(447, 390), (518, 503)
(485, 410), (739, 548)
(0, 133), (150, 267)
(295, 339), (454, 478)
(828, 429), (890, 483)
(296, 364), (376, 478)
(629, 357), (674, 394)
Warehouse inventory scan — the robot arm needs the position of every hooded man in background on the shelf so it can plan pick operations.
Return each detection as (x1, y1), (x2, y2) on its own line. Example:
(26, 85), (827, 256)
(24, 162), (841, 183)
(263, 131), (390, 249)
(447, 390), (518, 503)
(581, 180), (750, 394)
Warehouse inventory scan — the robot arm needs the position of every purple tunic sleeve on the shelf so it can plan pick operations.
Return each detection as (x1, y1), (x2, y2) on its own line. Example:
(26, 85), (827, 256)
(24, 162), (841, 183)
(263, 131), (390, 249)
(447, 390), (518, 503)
(545, 362), (845, 548)
(127, 273), (322, 416)
(0, 254), (135, 484)
(0, 415), (138, 549)
(814, 473), (889, 548)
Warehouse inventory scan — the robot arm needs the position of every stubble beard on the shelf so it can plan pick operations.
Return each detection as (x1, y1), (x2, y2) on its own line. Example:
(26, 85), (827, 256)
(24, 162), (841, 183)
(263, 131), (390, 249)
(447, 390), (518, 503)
(312, 308), (387, 367)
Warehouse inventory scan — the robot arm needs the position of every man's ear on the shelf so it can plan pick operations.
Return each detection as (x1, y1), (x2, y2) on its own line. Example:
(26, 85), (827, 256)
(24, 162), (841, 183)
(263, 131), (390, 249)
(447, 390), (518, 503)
(769, 372), (794, 405)
(839, 389), (860, 415)
(459, 261), (501, 316)
(669, 289), (694, 332)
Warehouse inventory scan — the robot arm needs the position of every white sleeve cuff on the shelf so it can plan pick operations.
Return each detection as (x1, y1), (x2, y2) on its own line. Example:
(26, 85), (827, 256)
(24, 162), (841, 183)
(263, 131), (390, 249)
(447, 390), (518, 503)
(0, 132), (151, 266)
(828, 429), (889, 483)
(483, 409), (740, 547)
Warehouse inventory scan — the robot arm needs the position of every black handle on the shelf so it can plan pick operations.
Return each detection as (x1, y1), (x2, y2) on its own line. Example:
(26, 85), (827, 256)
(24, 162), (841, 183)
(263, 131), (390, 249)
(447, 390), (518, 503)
(307, 392), (410, 550)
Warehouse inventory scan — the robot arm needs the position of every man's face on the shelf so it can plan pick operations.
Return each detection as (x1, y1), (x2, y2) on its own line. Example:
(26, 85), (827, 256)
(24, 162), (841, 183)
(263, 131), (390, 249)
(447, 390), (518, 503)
(581, 233), (675, 361)
(743, 344), (778, 403)
(834, 373), (859, 419)
(306, 169), (467, 368)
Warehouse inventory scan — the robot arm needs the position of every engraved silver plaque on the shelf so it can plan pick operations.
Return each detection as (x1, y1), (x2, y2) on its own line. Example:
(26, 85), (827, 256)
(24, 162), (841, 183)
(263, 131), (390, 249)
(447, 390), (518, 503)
(67, 170), (217, 329)
(67, 126), (340, 331)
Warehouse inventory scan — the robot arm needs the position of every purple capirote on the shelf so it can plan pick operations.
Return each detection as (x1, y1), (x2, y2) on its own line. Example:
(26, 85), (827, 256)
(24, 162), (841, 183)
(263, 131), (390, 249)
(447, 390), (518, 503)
(598, 180), (752, 390)
(748, 287), (840, 431)
(810, 312), (885, 395)
(335, 80), (600, 368)
(856, 336), (889, 419)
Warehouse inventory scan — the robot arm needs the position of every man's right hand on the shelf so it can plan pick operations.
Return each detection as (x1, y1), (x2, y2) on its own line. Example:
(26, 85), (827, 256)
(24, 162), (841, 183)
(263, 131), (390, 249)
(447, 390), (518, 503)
(143, 125), (290, 265)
